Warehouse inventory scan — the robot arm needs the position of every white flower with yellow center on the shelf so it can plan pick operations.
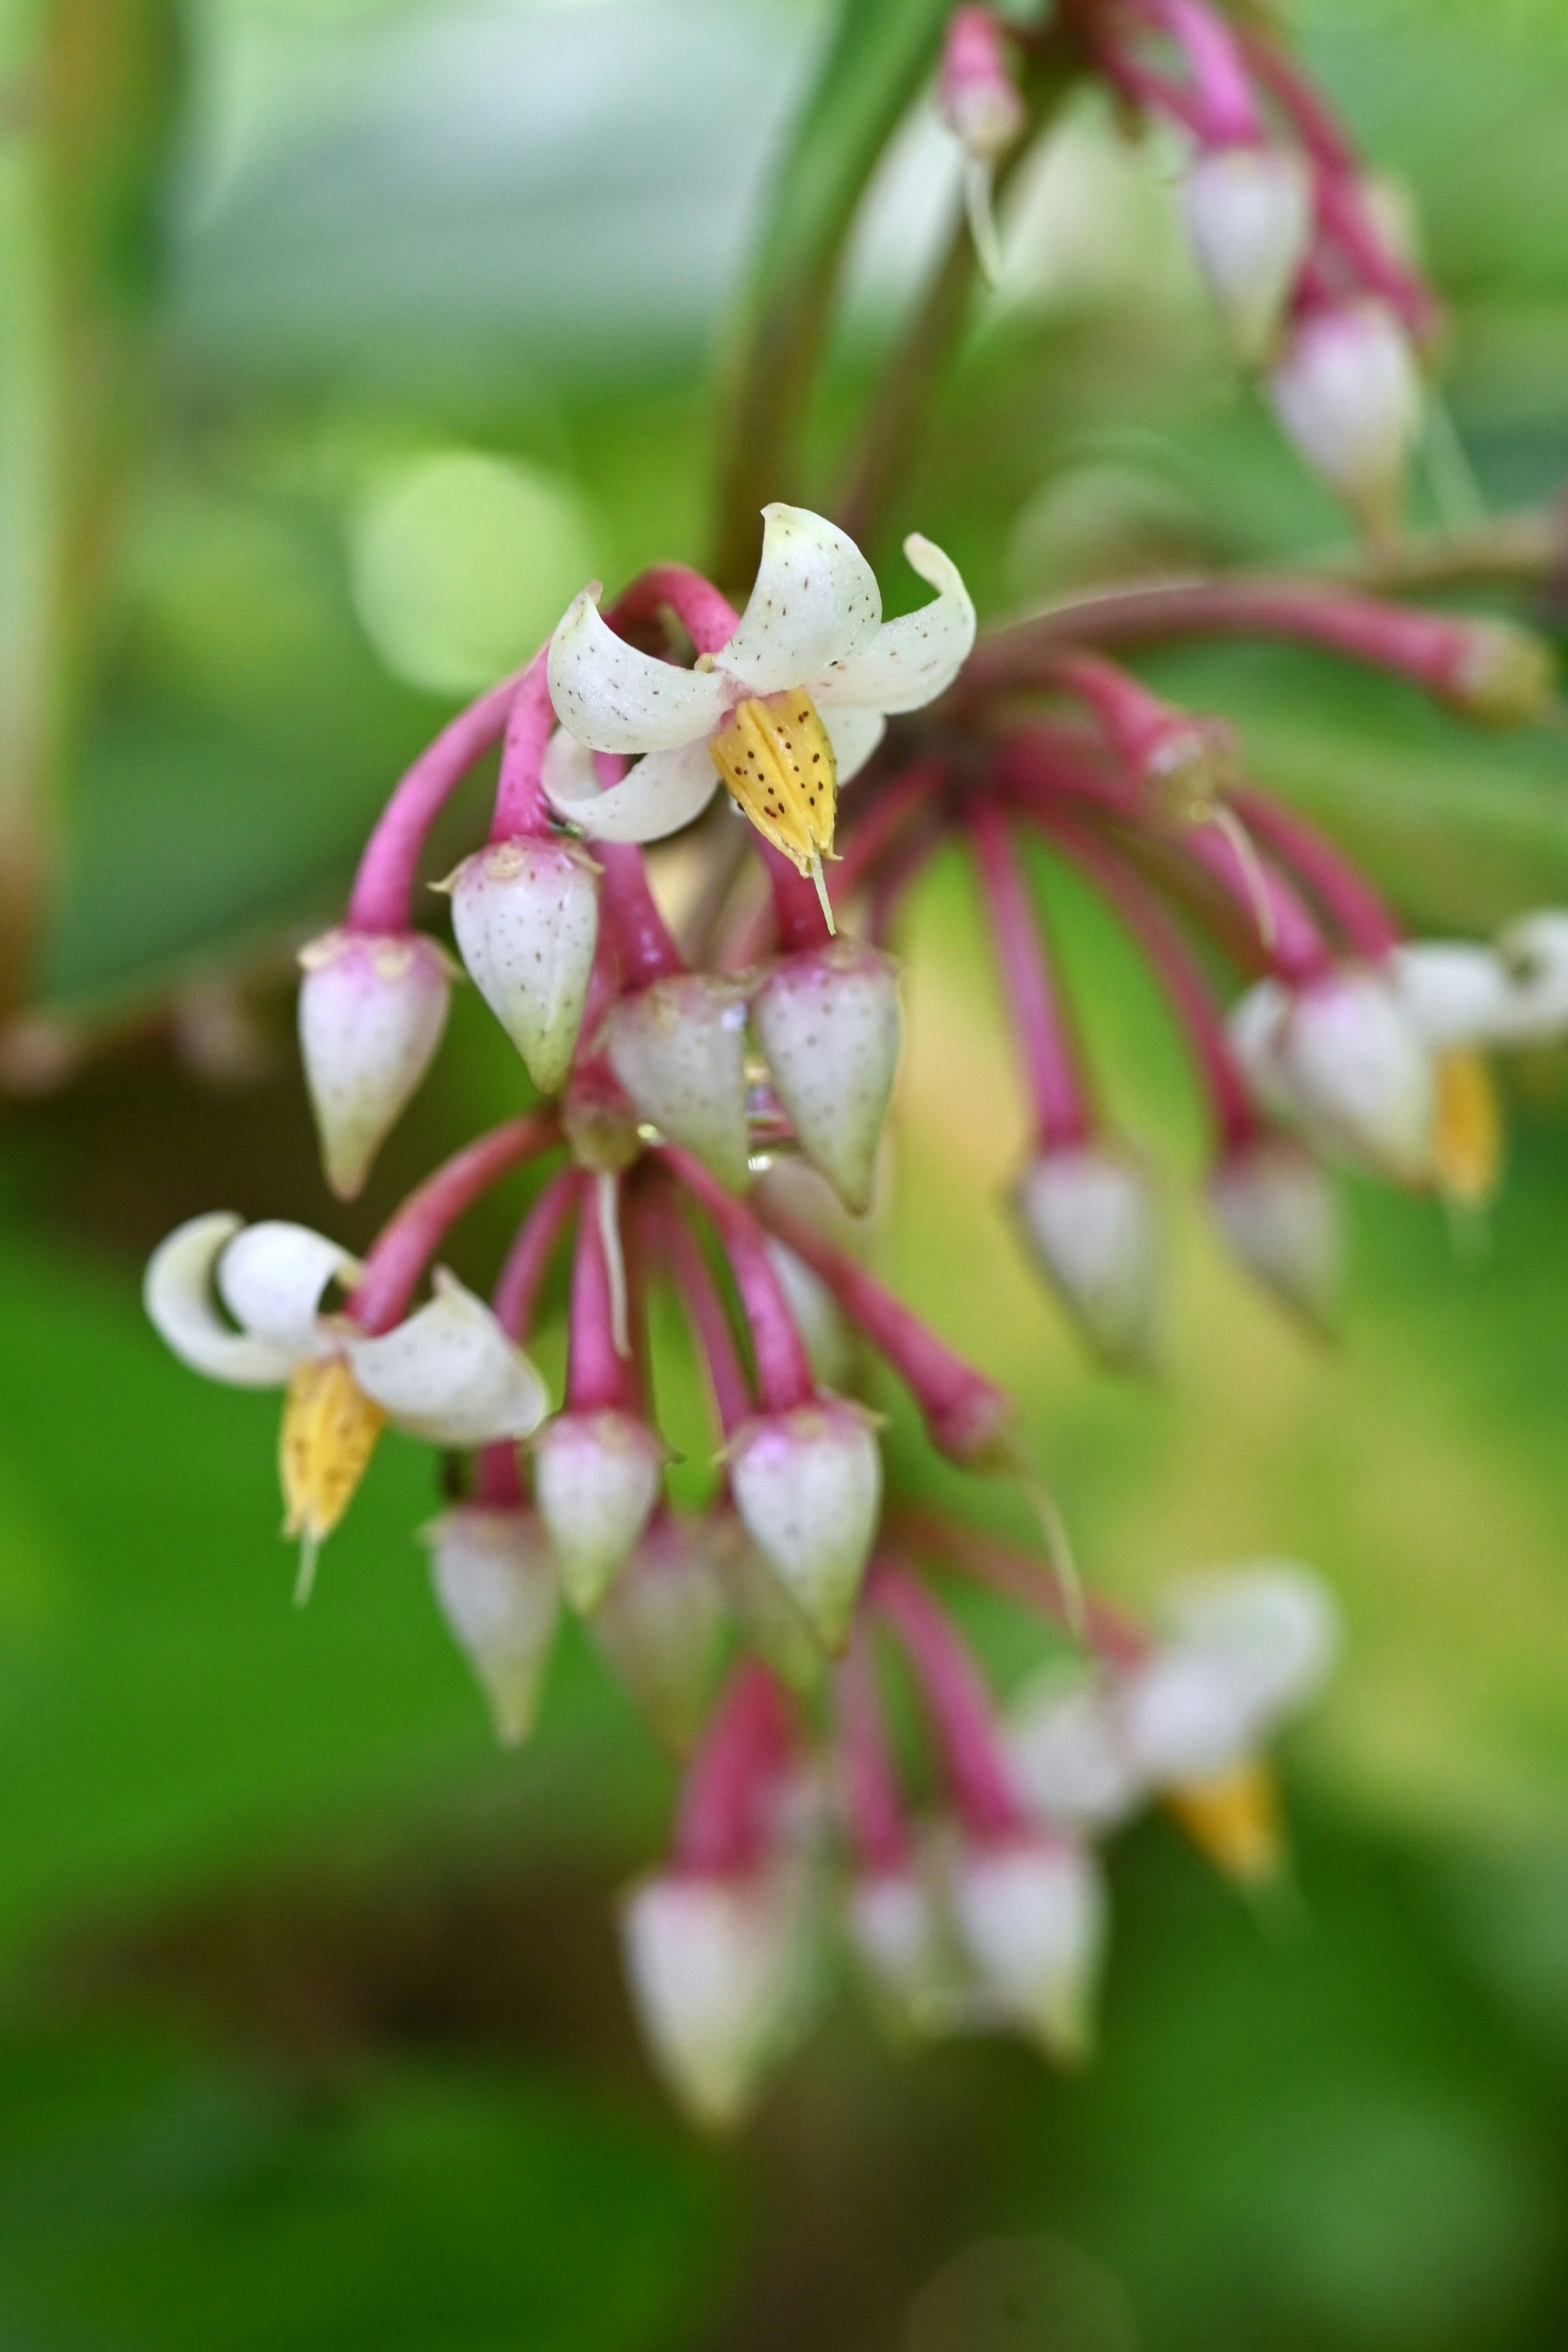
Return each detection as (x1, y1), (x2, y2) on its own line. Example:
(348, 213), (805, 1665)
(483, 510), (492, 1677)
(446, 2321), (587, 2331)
(145, 1214), (549, 1596)
(542, 505), (975, 914)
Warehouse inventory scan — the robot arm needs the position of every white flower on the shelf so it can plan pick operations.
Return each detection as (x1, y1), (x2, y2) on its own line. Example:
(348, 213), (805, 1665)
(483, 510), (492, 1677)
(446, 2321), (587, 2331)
(145, 1213), (548, 1587)
(1391, 913), (1568, 1051)
(1229, 966), (1435, 1183)
(542, 505), (974, 887)
(1122, 1563), (1339, 1782)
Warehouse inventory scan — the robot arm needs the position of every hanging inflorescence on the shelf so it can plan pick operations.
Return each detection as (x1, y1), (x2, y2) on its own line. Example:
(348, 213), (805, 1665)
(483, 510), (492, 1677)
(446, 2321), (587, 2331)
(145, 0), (1568, 2125)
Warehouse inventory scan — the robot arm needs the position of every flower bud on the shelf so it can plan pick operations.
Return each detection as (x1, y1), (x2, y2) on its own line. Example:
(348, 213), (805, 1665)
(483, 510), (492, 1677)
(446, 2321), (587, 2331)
(1181, 144), (1313, 364)
(938, 6), (1025, 161)
(947, 1834), (1105, 2063)
(726, 1399), (882, 1655)
(532, 1408), (664, 1612)
(297, 928), (452, 1199)
(601, 973), (751, 1191)
(750, 942), (901, 1215)
(1012, 1145), (1159, 1370)
(1229, 968), (1434, 1183)
(621, 1864), (816, 2128)
(422, 1504), (559, 1746)
(592, 1515), (728, 1754)
(847, 1866), (957, 2034)
(445, 835), (600, 1096)
(1444, 620), (1557, 728)
(1267, 297), (1422, 538)
(1209, 1135), (1339, 1328)
(715, 1512), (827, 1695)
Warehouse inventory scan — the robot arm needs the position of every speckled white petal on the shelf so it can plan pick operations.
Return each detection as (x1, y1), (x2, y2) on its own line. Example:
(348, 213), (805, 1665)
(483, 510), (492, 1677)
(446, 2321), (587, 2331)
(216, 1221), (361, 1347)
(548, 587), (729, 753)
(543, 731), (722, 844)
(1160, 1564), (1340, 1729)
(144, 1214), (301, 1388)
(811, 535), (975, 715)
(718, 506), (882, 697)
(820, 704), (887, 786)
(1390, 942), (1519, 1049)
(345, 1272), (548, 1445)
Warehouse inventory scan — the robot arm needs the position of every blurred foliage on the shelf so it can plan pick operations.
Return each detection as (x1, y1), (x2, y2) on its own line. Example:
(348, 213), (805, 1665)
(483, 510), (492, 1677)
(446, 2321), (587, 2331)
(7, 0), (1568, 2345)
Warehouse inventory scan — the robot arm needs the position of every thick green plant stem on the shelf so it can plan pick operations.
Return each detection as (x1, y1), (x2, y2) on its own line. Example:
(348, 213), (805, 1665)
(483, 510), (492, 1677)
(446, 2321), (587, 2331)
(708, 0), (955, 592)
(0, 0), (178, 1022)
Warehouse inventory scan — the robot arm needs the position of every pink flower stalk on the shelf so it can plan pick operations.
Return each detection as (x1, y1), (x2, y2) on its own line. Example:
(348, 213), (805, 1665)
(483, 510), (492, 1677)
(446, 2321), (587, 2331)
(670, 1662), (798, 1878)
(938, 8), (1027, 284)
(605, 565), (742, 664)
(348, 1113), (562, 1335)
(1123, 0), (1263, 150)
(750, 1186), (1014, 1470)
(869, 1561), (1022, 1842)
(1231, 790), (1402, 962)
(1036, 650), (1237, 815)
(347, 672), (526, 938)
(968, 802), (1090, 1151)
(646, 1185), (755, 1441)
(891, 1506), (1150, 1673)
(835, 1633), (913, 1875)
(1176, 818), (1331, 985)
(657, 1146), (817, 1415)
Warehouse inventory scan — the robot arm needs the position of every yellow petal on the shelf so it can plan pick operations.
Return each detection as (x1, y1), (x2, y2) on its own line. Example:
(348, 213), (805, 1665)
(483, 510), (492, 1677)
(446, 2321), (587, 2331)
(1433, 1048), (1502, 1208)
(709, 689), (837, 874)
(279, 1356), (387, 1547)
(1165, 1759), (1284, 1885)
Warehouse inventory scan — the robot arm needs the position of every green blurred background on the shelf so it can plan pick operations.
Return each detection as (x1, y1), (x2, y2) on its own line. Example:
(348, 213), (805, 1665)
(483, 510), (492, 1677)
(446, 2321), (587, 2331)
(6, 0), (1568, 2344)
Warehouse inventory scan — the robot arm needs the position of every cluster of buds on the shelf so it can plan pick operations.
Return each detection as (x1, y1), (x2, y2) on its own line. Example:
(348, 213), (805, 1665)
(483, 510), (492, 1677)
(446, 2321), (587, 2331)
(145, 453), (1564, 2116)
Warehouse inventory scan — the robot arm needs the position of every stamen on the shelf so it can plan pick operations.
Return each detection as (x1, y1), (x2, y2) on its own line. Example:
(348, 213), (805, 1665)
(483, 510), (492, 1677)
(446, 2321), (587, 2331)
(597, 1169), (632, 1360)
(278, 1355), (387, 1590)
(1210, 804), (1278, 955)
(808, 854), (837, 938)
(710, 689), (839, 875)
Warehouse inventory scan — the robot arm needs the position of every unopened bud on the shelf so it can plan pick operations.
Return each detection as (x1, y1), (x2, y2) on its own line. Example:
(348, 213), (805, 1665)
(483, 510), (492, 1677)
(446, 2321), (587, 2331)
(1182, 144), (1313, 365)
(297, 928), (451, 1199)
(601, 973), (751, 1191)
(938, 6), (1025, 161)
(847, 1866), (956, 2034)
(1267, 297), (1422, 539)
(422, 1504), (559, 1745)
(716, 1512), (827, 1695)
(751, 942), (901, 1215)
(532, 1408), (664, 1611)
(1445, 620), (1556, 728)
(1229, 968), (1434, 1183)
(726, 1399), (882, 1654)
(592, 1515), (728, 1754)
(446, 835), (600, 1096)
(1209, 1135), (1339, 1328)
(1012, 1145), (1159, 1369)
(948, 1835), (1105, 2064)
(621, 1864), (815, 2128)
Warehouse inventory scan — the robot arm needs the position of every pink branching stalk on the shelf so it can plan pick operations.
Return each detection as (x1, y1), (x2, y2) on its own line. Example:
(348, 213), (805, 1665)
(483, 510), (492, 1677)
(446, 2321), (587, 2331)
(968, 800), (1091, 1149)
(347, 669), (528, 935)
(869, 1561), (1023, 1842)
(349, 1113), (561, 1334)
(656, 1147), (817, 1416)
(671, 1661), (796, 1876)
(836, 1632), (912, 1873)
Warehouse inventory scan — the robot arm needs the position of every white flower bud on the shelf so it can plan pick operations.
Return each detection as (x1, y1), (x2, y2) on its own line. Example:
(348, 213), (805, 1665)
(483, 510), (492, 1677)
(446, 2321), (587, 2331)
(763, 1238), (855, 1391)
(1012, 1145), (1159, 1369)
(715, 1513), (827, 1695)
(422, 1504), (559, 1746)
(621, 1865), (815, 2129)
(1229, 968), (1434, 1183)
(1209, 1135), (1339, 1327)
(1182, 144), (1313, 365)
(948, 1835), (1106, 2063)
(1005, 1672), (1144, 1833)
(446, 835), (600, 1096)
(726, 1399), (882, 1655)
(601, 973), (751, 1191)
(1120, 1562), (1339, 1782)
(531, 1409), (664, 1612)
(750, 942), (901, 1215)
(1267, 297), (1422, 537)
(592, 1516), (728, 1754)
(847, 1866), (959, 2033)
(297, 929), (452, 1200)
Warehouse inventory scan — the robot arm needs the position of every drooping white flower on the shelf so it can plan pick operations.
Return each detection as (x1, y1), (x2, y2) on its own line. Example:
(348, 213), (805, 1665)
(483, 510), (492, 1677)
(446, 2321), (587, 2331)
(1209, 1134), (1340, 1328)
(543, 506), (974, 892)
(145, 1213), (548, 1588)
(726, 1398), (883, 1655)
(1120, 1564), (1339, 1784)
(946, 1833), (1106, 2062)
(1391, 913), (1568, 1051)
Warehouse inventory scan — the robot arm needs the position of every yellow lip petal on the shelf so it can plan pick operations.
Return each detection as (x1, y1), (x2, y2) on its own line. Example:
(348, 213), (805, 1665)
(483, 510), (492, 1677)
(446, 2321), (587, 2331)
(279, 1355), (387, 1557)
(1165, 1759), (1284, 1885)
(709, 689), (837, 874)
(1433, 1048), (1502, 1208)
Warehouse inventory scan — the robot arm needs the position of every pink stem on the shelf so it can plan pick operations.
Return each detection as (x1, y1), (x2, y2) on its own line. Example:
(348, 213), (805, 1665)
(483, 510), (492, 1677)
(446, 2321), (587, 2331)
(891, 1507), (1151, 1670)
(1236, 24), (1356, 174)
(488, 649), (555, 841)
(992, 726), (1137, 817)
(1178, 820), (1332, 984)
(1038, 648), (1231, 786)
(608, 565), (741, 662)
(1312, 172), (1434, 338)
(349, 1113), (561, 1334)
(1028, 807), (1259, 1151)
(724, 761), (949, 969)
(968, 800), (1091, 1149)
(965, 583), (1506, 705)
(346, 671), (524, 934)
(655, 1147), (816, 1415)
(836, 1633), (911, 1873)
(867, 818), (946, 949)
(869, 1562), (1021, 1840)
(564, 1184), (638, 1414)
(759, 838), (831, 953)
(1230, 788), (1403, 959)
(751, 1191), (1013, 1466)
(598, 843), (685, 989)
(650, 1189), (755, 1439)
(492, 1165), (585, 1341)
(672, 1661), (794, 1875)
(1131, 0), (1261, 146)
(474, 1445), (526, 1509)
